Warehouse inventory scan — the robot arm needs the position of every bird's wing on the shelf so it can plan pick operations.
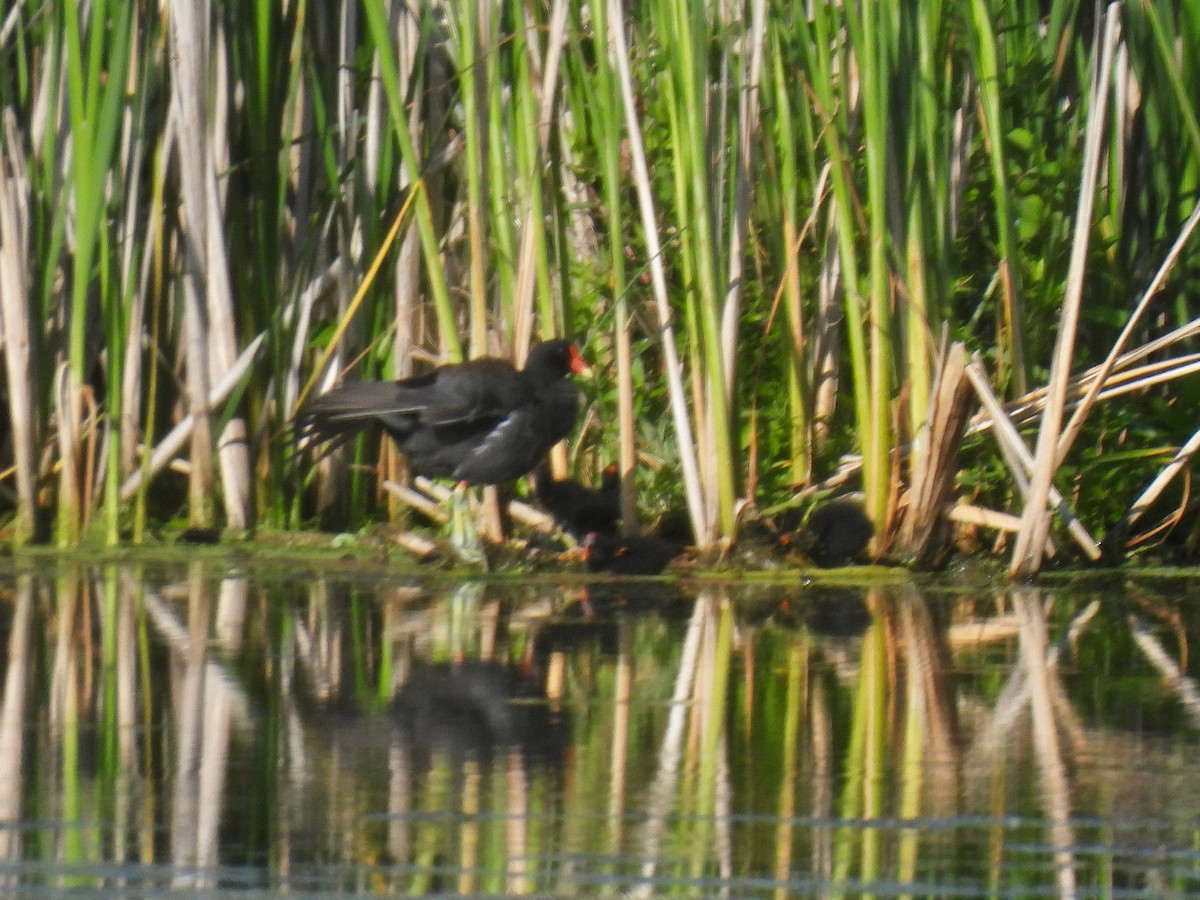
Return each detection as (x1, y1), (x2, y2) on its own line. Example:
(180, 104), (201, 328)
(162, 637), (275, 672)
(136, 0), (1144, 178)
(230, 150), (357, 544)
(446, 404), (544, 483)
(400, 358), (525, 427)
(302, 381), (412, 422)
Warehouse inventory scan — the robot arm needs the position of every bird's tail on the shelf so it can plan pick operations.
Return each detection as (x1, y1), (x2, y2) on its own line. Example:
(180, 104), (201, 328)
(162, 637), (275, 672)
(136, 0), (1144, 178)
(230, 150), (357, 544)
(295, 381), (408, 450)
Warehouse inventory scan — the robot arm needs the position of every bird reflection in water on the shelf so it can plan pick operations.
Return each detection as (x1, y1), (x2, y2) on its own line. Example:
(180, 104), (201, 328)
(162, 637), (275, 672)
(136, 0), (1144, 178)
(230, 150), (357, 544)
(383, 658), (570, 882)
(390, 660), (569, 770)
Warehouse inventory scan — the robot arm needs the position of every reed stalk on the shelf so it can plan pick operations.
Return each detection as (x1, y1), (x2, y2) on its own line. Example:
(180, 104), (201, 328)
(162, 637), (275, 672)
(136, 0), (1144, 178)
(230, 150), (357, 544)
(803, 1), (873, 530)
(762, 17), (821, 487)
(60, 0), (132, 544)
(1010, 7), (1121, 578)
(169, 0), (217, 530)
(586, 0), (638, 528)
(455, 1), (490, 357)
(653, 0), (738, 540)
(607, 0), (708, 545)
(0, 110), (38, 544)
(131, 140), (169, 544)
(361, 0), (460, 362)
(511, 0), (570, 355)
(115, 42), (151, 539)
(966, 0), (1028, 396)
(844, 2), (895, 545)
(0, 1), (1195, 571)
(488, 5), (520, 349)
(103, 18), (147, 547)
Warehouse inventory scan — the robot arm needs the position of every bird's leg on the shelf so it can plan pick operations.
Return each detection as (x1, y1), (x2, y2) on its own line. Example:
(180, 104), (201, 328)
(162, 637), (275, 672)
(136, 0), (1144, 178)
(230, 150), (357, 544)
(449, 481), (487, 567)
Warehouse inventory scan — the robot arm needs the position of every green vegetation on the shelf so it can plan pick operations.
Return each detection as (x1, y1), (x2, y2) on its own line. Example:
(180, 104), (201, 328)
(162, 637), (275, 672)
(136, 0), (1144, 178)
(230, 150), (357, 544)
(1, 2), (1199, 574)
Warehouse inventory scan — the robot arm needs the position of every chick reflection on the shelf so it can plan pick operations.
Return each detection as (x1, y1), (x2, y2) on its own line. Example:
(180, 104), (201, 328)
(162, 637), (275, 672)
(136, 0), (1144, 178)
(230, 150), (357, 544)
(744, 586), (873, 637)
(391, 660), (569, 769)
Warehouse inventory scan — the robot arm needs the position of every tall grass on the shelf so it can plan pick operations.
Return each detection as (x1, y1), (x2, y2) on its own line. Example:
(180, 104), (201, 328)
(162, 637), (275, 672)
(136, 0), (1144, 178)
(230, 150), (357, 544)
(61, 0), (133, 545)
(0, 1), (1199, 570)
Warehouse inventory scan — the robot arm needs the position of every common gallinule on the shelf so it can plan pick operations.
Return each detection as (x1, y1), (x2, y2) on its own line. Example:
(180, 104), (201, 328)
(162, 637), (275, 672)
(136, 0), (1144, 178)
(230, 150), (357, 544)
(299, 340), (589, 562)
(298, 339), (589, 485)
(582, 531), (683, 576)
(535, 462), (620, 539)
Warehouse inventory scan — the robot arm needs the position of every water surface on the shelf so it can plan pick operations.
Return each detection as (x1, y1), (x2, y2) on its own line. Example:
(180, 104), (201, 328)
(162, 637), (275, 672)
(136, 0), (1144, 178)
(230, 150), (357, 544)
(0, 557), (1197, 897)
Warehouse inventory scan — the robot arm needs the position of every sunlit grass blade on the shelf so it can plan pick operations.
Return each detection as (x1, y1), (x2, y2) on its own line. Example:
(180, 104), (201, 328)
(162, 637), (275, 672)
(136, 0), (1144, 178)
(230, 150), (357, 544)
(361, 0), (460, 363)
(967, 0), (1030, 398)
(59, 0), (132, 545)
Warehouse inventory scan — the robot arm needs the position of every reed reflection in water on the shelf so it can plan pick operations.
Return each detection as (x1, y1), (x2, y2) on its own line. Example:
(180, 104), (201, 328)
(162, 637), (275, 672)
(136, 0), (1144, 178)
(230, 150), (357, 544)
(0, 561), (1196, 896)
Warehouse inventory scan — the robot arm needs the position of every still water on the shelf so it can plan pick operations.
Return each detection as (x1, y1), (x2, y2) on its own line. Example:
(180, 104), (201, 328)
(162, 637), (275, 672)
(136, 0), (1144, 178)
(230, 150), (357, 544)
(0, 556), (1198, 897)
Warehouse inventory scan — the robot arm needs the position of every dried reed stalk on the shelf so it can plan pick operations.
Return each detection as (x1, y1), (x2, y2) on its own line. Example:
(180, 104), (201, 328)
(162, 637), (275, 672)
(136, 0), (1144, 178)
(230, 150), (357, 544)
(967, 356), (1100, 559)
(512, 0), (570, 360)
(949, 503), (1056, 556)
(169, 0), (216, 527)
(896, 342), (973, 566)
(0, 109), (38, 543)
(120, 334), (265, 502)
(607, 0), (707, 545)
(1010, 6), (1121, 578)
(1107, 423), (1200, 549)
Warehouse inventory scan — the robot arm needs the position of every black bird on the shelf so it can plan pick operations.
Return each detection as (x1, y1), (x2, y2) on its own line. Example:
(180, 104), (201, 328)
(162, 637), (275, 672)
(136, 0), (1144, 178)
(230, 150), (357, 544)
(536, 462), (620, 538)
(582, 531), (683, 576)
(791, 499), (874, 567)
(298, 339), (589, 485)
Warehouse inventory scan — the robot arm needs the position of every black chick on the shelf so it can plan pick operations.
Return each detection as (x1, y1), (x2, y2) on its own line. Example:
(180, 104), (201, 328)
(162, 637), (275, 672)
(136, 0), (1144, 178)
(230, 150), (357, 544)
(792, 499), (874, 567)
(582, 531), (683, 576)
(536, 463), (620, 538)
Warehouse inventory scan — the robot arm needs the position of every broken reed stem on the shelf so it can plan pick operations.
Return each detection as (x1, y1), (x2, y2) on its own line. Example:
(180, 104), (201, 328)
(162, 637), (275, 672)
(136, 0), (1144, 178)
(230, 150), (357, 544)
(1110, 423), (1200, 542)
(973, 348), (1200, 435)
(381, 480), (448, 524)
(1057, 197), (1200, 462)
(789, 340), (1200, 554)
(949, 502), (1055, 555)
(896, 342), (974, 566)
(390, 530), (439, 560)
(966, 356), (1101, 559)
(120, 334), (266, 502)
(410, 476), (557, 533)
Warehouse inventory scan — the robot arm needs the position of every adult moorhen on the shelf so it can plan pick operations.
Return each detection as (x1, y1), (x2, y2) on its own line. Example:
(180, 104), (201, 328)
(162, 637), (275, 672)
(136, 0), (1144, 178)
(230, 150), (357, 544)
(535, 462), (620, 538)
(298, 339), (589, 485)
